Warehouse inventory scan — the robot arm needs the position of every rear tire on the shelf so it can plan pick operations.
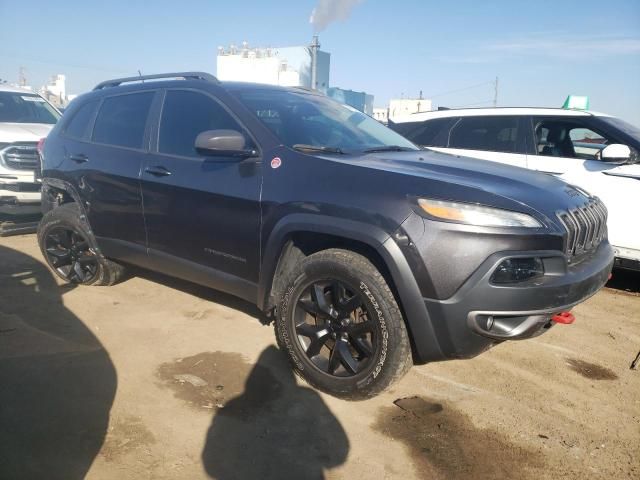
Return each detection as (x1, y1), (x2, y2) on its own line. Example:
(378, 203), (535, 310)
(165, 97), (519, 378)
(275, 248), (412, 400)
(37, 203), (125, 286)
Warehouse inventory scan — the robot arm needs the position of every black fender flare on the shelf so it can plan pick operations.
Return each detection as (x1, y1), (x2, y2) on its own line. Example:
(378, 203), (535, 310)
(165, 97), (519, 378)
(41, 178), (104, 256)
(259, 214), (445, 362)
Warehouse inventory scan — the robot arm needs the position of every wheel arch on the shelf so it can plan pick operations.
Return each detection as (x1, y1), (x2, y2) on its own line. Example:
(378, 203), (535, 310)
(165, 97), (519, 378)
(260, 214), (445, 363)
(40, 178), (102, 253)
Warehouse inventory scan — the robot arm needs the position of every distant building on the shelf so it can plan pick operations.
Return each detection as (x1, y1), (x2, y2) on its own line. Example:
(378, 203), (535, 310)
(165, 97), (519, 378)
(39, 74), (68, 107)
(388, 98), (432, 122)
(327, 87), (374, 115)
(217, 42), (330, 92)
(372, 107), (388, 123)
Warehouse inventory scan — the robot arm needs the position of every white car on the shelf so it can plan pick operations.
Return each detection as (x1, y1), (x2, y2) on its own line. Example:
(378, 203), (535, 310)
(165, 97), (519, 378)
(391, 107), (640, 271)
(0, 85), (61, 216)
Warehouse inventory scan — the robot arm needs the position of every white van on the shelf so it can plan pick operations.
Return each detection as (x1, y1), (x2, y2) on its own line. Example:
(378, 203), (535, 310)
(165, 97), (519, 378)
(391, 107), (640, 270)
(0, 85), (61, 216)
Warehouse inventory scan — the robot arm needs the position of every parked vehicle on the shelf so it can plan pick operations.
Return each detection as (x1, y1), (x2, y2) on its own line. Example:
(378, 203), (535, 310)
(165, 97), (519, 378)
(38, 73), (613, 398)
(390, 107), (640, 271)
(0, 85), (61, 216)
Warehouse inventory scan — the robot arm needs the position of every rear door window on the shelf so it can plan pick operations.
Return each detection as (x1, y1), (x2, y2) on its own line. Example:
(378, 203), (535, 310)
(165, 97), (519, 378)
(158, 89), (244, 157)
(64, 99), (99, 140)
(448, 116), (520, 153)
(92, 92), (155, 149)
(407, 118), (452, 147)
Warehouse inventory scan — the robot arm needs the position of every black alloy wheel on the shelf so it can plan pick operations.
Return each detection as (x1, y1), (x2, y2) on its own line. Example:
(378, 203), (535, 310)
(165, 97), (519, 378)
(43, 227), (99, 284)
(293, 280), (376, 377)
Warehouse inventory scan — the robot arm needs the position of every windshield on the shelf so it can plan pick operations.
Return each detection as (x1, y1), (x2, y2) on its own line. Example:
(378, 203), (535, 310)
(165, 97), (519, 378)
(233, 89), (418, 153)
(599, 116), (640, 143)
(0, 92), (61, 124)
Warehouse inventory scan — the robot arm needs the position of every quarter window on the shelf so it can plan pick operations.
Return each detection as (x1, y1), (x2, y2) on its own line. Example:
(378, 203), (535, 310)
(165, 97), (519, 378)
(64, 99), (99, 140)
(92, 92), (154, 149)
(448, 116), (520, 153)
(159, 90), (243, 157)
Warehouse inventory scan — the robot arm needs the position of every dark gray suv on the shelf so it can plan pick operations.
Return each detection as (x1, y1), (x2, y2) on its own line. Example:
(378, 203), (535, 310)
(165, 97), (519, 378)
(37, 72), (613, 398)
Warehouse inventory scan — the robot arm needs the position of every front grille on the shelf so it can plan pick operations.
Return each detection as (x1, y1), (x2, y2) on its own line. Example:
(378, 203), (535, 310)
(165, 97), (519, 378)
(0, 143), (40, 171)
(557, 198), (607, 260)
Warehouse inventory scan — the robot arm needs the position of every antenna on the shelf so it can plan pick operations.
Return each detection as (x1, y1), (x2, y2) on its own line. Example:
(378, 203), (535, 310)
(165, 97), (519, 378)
(138, 70), (144, 83)
(493, 76), (499, 107)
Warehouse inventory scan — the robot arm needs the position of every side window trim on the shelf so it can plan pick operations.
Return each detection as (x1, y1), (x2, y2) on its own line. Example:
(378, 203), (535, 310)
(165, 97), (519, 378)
(445, 117), (462, 148)
(154, 87), (261, 159)
(90, 89), (159, 152)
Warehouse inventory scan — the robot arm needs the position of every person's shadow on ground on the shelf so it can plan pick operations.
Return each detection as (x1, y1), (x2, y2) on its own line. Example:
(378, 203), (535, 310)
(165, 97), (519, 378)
(0, 244), (116, 480)
(201, 346), (350, 480)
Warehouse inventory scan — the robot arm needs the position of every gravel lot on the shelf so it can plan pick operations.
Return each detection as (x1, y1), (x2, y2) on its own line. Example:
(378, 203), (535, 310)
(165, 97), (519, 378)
(1, 234), (638, 480)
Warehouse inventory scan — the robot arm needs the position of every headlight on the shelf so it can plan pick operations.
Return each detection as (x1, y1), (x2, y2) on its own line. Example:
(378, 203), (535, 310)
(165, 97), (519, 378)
(418, 198), (541, 228)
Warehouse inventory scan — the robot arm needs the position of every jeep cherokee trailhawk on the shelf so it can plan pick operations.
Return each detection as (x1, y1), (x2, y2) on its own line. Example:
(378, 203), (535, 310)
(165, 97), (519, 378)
(38, 72), (613, 398)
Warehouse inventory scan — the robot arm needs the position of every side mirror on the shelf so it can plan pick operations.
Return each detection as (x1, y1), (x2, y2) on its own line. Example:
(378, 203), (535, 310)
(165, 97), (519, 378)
(194, 129), (257, 159)
(599, 144), (631, 163)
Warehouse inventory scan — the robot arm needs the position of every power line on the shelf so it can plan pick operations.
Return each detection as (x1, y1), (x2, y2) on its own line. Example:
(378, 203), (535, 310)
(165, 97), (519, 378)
(429, 80), (495, 99)
(0, 53), (131, 75)
(447, 99), (495, 108)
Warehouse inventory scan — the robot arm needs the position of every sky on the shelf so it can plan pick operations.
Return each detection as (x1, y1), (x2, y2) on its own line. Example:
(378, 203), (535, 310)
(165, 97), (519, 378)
(1, 0), (639, 124)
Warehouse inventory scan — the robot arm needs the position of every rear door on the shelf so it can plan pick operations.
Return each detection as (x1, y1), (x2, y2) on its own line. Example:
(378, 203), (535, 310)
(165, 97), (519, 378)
(71, 90), (156, 249)
(140, 88), (262, 288)
(429, 115), (528, 167)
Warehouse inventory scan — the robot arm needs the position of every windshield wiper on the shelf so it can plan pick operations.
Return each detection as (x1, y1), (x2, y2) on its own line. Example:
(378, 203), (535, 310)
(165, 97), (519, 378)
(292, 144), (345, 154)
(363, 145), (416, 153)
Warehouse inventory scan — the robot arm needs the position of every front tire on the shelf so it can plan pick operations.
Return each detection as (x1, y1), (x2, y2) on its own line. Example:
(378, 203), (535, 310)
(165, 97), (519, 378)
(275, 249), (412, 399)
(37, 203), (125, 286)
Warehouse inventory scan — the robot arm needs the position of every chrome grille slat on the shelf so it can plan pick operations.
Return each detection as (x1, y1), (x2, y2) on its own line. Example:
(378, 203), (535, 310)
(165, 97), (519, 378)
(557, 198), (607, 260)
(0, 143), (39, 171)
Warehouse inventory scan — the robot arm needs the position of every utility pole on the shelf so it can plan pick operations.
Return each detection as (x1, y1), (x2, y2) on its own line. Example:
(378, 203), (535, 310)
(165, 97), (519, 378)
(493, 76), (499, 107)
(18, 67), (27, 87)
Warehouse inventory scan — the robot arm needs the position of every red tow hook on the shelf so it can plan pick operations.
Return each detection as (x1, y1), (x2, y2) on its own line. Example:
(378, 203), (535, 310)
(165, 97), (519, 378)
(551, 311), (575, 324)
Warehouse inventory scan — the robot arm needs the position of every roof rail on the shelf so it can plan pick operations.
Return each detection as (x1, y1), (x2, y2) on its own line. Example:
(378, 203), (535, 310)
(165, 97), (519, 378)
(93, 71), (219, 90)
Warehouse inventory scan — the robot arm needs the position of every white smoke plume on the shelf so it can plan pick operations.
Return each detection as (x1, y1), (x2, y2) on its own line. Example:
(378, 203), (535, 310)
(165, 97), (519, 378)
(309, 0), (364, 33)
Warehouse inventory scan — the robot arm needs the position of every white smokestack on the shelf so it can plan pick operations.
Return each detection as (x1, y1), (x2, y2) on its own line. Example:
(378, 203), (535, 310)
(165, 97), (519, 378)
(309, 0), (364, 33)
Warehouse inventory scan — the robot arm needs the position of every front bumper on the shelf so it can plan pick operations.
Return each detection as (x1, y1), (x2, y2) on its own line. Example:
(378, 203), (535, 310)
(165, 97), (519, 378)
(612, 245), (640, 271)
(422, 241), (614, 360)
(0, 181), (41, 209)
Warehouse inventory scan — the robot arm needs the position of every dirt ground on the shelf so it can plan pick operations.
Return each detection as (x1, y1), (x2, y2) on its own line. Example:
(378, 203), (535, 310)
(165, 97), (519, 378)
(1, 234), (638, 480)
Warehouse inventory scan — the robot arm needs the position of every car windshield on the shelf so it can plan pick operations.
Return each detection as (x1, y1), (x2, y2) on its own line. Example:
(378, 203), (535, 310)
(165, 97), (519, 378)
(233, 89), (418, 153)
(599, 116), (640, 143)
(0, 91), (61, 124)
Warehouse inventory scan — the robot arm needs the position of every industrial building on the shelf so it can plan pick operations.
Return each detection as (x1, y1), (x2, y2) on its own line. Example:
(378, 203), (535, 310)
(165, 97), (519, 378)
(327, 87), (374, 115)
(217, 39), (330, 92)
(216, 37), (374, 114)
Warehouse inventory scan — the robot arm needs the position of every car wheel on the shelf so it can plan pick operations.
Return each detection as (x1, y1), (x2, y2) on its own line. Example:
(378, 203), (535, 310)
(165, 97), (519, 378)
(37, 203), (125, 286)
(275, 248), (412, 399)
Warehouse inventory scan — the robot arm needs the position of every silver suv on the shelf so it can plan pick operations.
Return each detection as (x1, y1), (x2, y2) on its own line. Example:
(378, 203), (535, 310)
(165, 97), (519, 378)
(0, 85), (61, 216)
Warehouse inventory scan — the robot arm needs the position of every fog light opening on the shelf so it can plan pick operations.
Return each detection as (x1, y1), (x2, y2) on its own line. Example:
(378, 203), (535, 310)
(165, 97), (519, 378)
(491, 257), (544, 284)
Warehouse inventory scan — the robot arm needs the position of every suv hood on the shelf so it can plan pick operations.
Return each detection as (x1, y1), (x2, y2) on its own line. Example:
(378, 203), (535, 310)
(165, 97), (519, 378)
(337, 149), (595, 224)
(0, 123), (54, 143)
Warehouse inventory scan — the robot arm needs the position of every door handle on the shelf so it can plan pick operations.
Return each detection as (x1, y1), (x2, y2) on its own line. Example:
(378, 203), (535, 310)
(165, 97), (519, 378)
(144, 165), (172, 177)
(69, 153), (89, 163)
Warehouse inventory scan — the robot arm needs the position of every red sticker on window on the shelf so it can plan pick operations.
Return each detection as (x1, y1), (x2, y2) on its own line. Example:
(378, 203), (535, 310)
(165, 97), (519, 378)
(270, 157), (282, 169)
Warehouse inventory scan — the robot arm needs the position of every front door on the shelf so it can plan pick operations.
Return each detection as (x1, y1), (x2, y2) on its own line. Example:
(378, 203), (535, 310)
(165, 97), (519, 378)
(140, 88), (262, 287)
(526, 117), (640, 256)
